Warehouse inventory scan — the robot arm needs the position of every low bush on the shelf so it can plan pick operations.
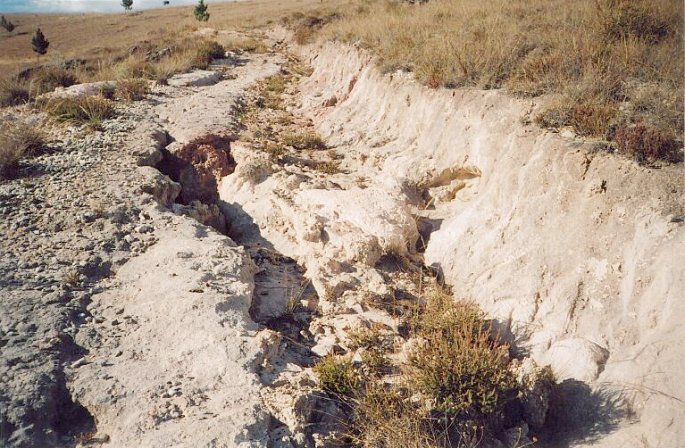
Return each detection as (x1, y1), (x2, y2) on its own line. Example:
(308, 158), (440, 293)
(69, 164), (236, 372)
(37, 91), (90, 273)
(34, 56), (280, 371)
(313, 285), (523, 446)
(612, 122), (683, 164)
(405, 288), (518, 422)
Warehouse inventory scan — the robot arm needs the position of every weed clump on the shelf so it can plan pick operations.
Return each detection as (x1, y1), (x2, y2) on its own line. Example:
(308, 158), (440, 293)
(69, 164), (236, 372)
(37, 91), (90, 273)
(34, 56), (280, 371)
(0, 122), (47, 178)
(0, 79), (30, 107)
(612, 122), (683, 164)
(313, 355), (359, 397)
(27, 66), (78, 96)
(115, 78), (149, 102)
(193, 40), (225, 69)
(283, 131), (326, 150)
(41, 95), (115, 128)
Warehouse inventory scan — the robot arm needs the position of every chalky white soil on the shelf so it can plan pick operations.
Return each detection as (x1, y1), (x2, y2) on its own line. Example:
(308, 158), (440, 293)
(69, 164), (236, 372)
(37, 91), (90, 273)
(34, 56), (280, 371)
(1, 28), (682, 448)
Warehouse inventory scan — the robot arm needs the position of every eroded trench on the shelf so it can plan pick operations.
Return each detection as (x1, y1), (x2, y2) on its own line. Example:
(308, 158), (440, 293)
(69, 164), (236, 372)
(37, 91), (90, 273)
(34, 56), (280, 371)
(139, 46), (611, 447)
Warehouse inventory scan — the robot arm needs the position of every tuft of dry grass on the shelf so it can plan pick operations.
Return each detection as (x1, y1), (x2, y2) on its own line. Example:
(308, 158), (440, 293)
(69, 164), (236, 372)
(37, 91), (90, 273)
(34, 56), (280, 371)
(24, 66), (79, 96)
(0, 78), (30, 107)
(40, 95), (115, 129)
(222, 36), (268, 53)
(263, 142), (287, 158)
(193, 40), (226, 69)
(283, 131), (326, 150)
(115, 78), (149, 102)
(314, 160), (340, 174)
(0, 121), (48, 178)
(316, 0), (683, 162)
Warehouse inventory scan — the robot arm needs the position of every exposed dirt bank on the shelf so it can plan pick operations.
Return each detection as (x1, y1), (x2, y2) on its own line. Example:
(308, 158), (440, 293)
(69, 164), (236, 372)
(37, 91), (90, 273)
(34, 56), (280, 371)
(294, 41), (685, 447)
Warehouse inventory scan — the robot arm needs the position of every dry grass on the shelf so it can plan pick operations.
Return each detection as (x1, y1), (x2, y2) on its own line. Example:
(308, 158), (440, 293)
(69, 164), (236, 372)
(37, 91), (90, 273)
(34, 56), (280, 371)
(23, 65), (78, 96)
(314, 160), (340, 174)
(192, 40), (225, 69)
(40, 95), (115, 128)
(115, 78), (149, 102)
(0, 121), (48, 178)
(222, 36), (268, 53)
(0, 78), (30, 107)
(283, 131), (327, 150)
(317, 0), (683, 162)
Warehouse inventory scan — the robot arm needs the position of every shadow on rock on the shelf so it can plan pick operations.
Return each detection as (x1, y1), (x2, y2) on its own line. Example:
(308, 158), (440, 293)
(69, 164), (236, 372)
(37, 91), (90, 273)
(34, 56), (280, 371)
(538, 379), (628, 447)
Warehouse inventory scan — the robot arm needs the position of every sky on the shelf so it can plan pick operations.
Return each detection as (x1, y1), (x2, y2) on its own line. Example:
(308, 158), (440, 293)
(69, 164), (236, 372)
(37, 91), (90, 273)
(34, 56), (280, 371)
(0, 0), (228, 14)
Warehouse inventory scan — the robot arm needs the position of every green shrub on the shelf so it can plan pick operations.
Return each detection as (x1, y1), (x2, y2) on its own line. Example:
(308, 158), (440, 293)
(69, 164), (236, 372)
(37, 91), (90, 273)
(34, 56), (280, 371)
(407, 290), (518, 420)
(313, 355), (359, 397)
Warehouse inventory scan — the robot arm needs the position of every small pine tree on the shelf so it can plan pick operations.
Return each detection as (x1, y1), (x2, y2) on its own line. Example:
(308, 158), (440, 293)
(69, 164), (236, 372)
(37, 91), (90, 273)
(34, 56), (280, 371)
(31, 28), (49, 61)
(122, 0), (133, 13)
(194, 0), (210, 22)
(1, 15), (15, 33)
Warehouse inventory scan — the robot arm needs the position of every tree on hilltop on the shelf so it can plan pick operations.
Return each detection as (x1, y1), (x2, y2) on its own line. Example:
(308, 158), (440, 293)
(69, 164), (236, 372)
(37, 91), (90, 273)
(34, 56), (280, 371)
(1, 16), (15, 33)
(194, 0), (210, 22)
(122, 0), (133, 13)
(31, 28), (49, 61)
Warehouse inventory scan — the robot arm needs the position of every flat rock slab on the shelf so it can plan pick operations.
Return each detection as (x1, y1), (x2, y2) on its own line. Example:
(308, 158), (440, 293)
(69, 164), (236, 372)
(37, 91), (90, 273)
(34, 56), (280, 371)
(167, 70), (222, 87)
(71, 217), (269, 448)
(41, 81), (116, 99)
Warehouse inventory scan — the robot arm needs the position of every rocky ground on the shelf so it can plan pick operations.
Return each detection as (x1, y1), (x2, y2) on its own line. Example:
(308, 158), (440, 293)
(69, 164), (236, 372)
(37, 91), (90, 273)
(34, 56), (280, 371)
(1, 27), (683, 448)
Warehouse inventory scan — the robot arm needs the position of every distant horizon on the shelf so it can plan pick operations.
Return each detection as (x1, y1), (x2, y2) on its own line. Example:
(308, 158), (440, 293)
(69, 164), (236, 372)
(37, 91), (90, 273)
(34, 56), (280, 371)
(0, 0), (235, 14)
